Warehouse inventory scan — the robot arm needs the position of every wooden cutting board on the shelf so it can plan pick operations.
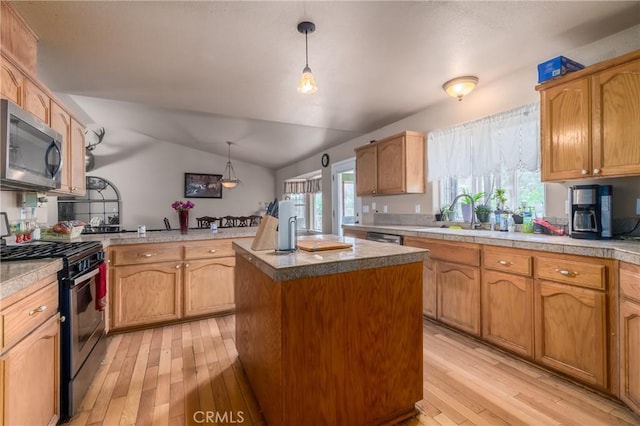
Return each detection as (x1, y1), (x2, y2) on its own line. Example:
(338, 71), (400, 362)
(296, 240), (353, 252)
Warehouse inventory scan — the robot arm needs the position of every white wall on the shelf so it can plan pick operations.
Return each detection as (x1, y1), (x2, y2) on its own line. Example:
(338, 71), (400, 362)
(277, 25), (640, 230)
(46, 128), (276, 230)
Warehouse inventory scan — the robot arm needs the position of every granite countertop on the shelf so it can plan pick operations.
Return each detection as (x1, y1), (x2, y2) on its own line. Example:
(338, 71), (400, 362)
(0, 258), (63, 302)
(232, 234), (428, 282)
(66, 227), (259, 248)
(343, 224), (640, 266)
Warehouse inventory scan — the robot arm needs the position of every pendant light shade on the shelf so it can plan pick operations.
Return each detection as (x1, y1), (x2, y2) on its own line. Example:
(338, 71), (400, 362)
(221, 141), (239, 189)
(297, 21), (318, 94)
(443, 76), (479, 101)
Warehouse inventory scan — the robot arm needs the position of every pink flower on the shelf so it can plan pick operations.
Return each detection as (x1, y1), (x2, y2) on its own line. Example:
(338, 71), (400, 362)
(171, 200), (195, 211)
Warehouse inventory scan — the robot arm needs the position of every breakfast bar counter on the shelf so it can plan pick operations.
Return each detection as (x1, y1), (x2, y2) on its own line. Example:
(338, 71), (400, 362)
(232, 236), (428, 426)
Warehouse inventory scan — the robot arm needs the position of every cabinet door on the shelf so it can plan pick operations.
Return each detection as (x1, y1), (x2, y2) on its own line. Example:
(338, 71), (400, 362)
(422, 259), (437, 318)
(1, 314), (60, 426)
(436, 261), (480, 336)
(540, 78), (591, 181)
(70, 118), (86, 195)
(184, 257), (235, 317)
(23, 79), (50, 124)
(50, 101), (71, 193)
(110, 263), (182, 329)
(376, 136), (405, 194)
(534, 280), (607, 387)
(592, 59), (640, 178)
(355, 145), (377, 196)
(482, 270), (533, 357)
(342, 229), (367, 240)
(620, 298), (640, 415)
(0, 58), (24, 106)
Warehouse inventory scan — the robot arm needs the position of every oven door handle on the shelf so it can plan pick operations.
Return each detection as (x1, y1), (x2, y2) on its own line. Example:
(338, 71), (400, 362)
(73, 267), (101, 286)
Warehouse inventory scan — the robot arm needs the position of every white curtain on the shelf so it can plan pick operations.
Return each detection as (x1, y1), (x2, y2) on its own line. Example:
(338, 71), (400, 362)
(427, 103), (540, 181)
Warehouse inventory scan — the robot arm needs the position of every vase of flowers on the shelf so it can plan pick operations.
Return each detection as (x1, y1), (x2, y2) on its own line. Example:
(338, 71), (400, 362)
(172, 200), (194, 234)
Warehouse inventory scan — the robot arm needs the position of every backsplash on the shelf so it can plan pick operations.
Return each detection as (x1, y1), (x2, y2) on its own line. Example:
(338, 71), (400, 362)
(373, 213), (640, 237)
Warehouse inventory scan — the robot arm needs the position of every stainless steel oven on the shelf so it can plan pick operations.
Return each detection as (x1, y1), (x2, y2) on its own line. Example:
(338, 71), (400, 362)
(0, 240), (106, 421)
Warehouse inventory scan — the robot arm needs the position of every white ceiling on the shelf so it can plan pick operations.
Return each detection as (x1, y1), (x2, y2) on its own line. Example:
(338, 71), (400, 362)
(11, 1), (640, 170)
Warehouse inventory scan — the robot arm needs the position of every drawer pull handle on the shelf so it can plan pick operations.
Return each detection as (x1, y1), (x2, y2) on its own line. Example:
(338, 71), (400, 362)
(497, 260), (513, 266)
(556, 269), (578, 277)
(59, 315), (66, 323)
(209, 249), (217, 253)
(140, 253), (156, 257)
(29, 305), (47, 316)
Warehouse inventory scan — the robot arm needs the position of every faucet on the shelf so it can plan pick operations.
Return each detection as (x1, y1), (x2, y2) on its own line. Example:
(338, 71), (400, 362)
(448, 194), (481, 229)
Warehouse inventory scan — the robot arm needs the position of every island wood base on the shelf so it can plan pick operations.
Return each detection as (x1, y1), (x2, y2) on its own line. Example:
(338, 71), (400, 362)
(235, 254), (423, 425)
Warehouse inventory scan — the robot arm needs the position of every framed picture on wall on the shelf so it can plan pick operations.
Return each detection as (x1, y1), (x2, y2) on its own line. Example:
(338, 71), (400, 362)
(184, 173), (223, 198)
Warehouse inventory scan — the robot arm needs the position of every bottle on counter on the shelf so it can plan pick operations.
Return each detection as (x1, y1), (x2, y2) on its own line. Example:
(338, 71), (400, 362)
(523, 209), (534, 233)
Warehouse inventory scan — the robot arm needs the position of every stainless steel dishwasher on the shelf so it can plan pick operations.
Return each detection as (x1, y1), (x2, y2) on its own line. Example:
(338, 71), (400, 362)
(365, 231), (403, 245)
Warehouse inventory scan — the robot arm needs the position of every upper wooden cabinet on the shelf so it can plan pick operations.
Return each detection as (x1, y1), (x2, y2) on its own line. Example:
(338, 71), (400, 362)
(70, 118), (86, 195)
(355, 131), (425, 196)
(0, 55), (24, 106)
(23, 79), (50, 125)
(537, 50), (640, 181)
(50, 101), (72, 193)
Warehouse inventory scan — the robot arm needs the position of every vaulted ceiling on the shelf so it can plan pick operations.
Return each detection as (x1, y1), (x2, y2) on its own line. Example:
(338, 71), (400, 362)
(12, 1), (640, 169)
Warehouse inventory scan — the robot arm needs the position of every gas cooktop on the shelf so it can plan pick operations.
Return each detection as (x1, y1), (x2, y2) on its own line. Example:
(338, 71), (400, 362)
(0, 241), (103, 262)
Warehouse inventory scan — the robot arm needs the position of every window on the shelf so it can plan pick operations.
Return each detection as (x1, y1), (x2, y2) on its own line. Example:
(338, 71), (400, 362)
(429, 103), (544, 215)
(283, 176), (322, 231)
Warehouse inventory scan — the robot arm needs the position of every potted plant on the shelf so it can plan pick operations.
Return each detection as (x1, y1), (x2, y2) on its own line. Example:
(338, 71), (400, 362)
(493, 188), (508, 212)
(438, 205), (453, 221)
(460, 189), (485, 223)
(474, 204), (492, 223)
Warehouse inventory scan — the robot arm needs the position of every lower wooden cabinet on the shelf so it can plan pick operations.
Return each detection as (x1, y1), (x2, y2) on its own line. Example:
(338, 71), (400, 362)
(109, 238), (246, 331)
(619, 262), (640, 415)
(481, 269), (534, 357)
(110, 262), (182, 329)
(437, 261), (480, 336)
(184, 257), (235, 317)
(422, 259), (437, 318)
(1, 312), (60, 426)
(342, 228), (367, 240)
(534, 280), (607, 387)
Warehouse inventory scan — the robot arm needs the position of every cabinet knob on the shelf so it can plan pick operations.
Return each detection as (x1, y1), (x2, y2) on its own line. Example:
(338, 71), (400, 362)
(497, 260), (513, 266)
(581, 169), (588, 175)
(59, 315), (66, 323)
(175, 264), (180, 269)
(593, 168), (601, 175)
(556, 268), (578, 277)
(140, 253), (156, 257)
(29, 305), (47, 316)
(185, 263), (190, 268)
(209, 249), (217, 253)
(72, 187), (78, 191)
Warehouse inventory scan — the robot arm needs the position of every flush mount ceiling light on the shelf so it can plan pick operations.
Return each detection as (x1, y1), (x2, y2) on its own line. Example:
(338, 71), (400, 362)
(221, 141), (239, 189)
(297, 21), (318, 94)
(443, 76), (479, 101)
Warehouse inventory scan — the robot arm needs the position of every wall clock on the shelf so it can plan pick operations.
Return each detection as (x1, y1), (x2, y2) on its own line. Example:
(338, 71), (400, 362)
(321, 153), (330, 168)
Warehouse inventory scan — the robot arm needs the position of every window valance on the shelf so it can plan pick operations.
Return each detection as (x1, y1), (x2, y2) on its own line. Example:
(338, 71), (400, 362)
(427, 103), (540, 181)
(283, 177), (322, 194)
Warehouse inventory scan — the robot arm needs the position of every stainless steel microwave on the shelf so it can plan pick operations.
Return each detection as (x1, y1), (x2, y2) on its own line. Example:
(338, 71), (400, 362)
(0, 99), (62, 191)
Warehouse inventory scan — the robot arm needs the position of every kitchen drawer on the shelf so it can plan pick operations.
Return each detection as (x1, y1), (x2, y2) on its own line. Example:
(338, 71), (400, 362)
(184, 239), (234, 260)
(1, 279), (58, 353)
(110, 243), (181, 266)
(535, 256), (606, 290)
(404, 237), (480, 266)
(620, 262), (640, 303)
(483, 247), (532, 276)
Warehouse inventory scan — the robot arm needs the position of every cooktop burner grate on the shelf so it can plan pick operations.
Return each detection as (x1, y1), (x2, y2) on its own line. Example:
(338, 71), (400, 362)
(0, 241), (103, 262)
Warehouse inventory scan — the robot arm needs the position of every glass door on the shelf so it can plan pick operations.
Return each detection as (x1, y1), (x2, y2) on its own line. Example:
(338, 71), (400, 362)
(332, 158), (359, 236)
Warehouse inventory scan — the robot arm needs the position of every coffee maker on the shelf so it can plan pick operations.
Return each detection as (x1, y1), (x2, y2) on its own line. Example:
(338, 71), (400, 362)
(568, 184), (612, 239)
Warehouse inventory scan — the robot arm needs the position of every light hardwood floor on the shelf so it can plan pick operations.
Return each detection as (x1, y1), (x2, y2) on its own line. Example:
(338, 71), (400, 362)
(66, 316), (640, 426)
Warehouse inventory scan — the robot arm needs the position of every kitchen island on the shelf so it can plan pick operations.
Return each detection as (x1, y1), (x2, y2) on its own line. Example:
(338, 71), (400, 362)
(232, 235), (428, 426)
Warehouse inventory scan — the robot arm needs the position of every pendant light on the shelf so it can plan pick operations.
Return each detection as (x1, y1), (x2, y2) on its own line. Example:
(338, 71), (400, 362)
(443, 76), (479, 101)
(221, 141), (239, 189)
(297, 21), (318, 94)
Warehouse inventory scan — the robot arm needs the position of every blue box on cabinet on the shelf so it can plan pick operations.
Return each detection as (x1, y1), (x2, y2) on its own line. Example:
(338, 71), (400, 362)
(537, 56), (585, 83)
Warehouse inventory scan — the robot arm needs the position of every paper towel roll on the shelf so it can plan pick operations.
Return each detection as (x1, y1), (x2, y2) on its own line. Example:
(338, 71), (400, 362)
(278, 200), (295, 251)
